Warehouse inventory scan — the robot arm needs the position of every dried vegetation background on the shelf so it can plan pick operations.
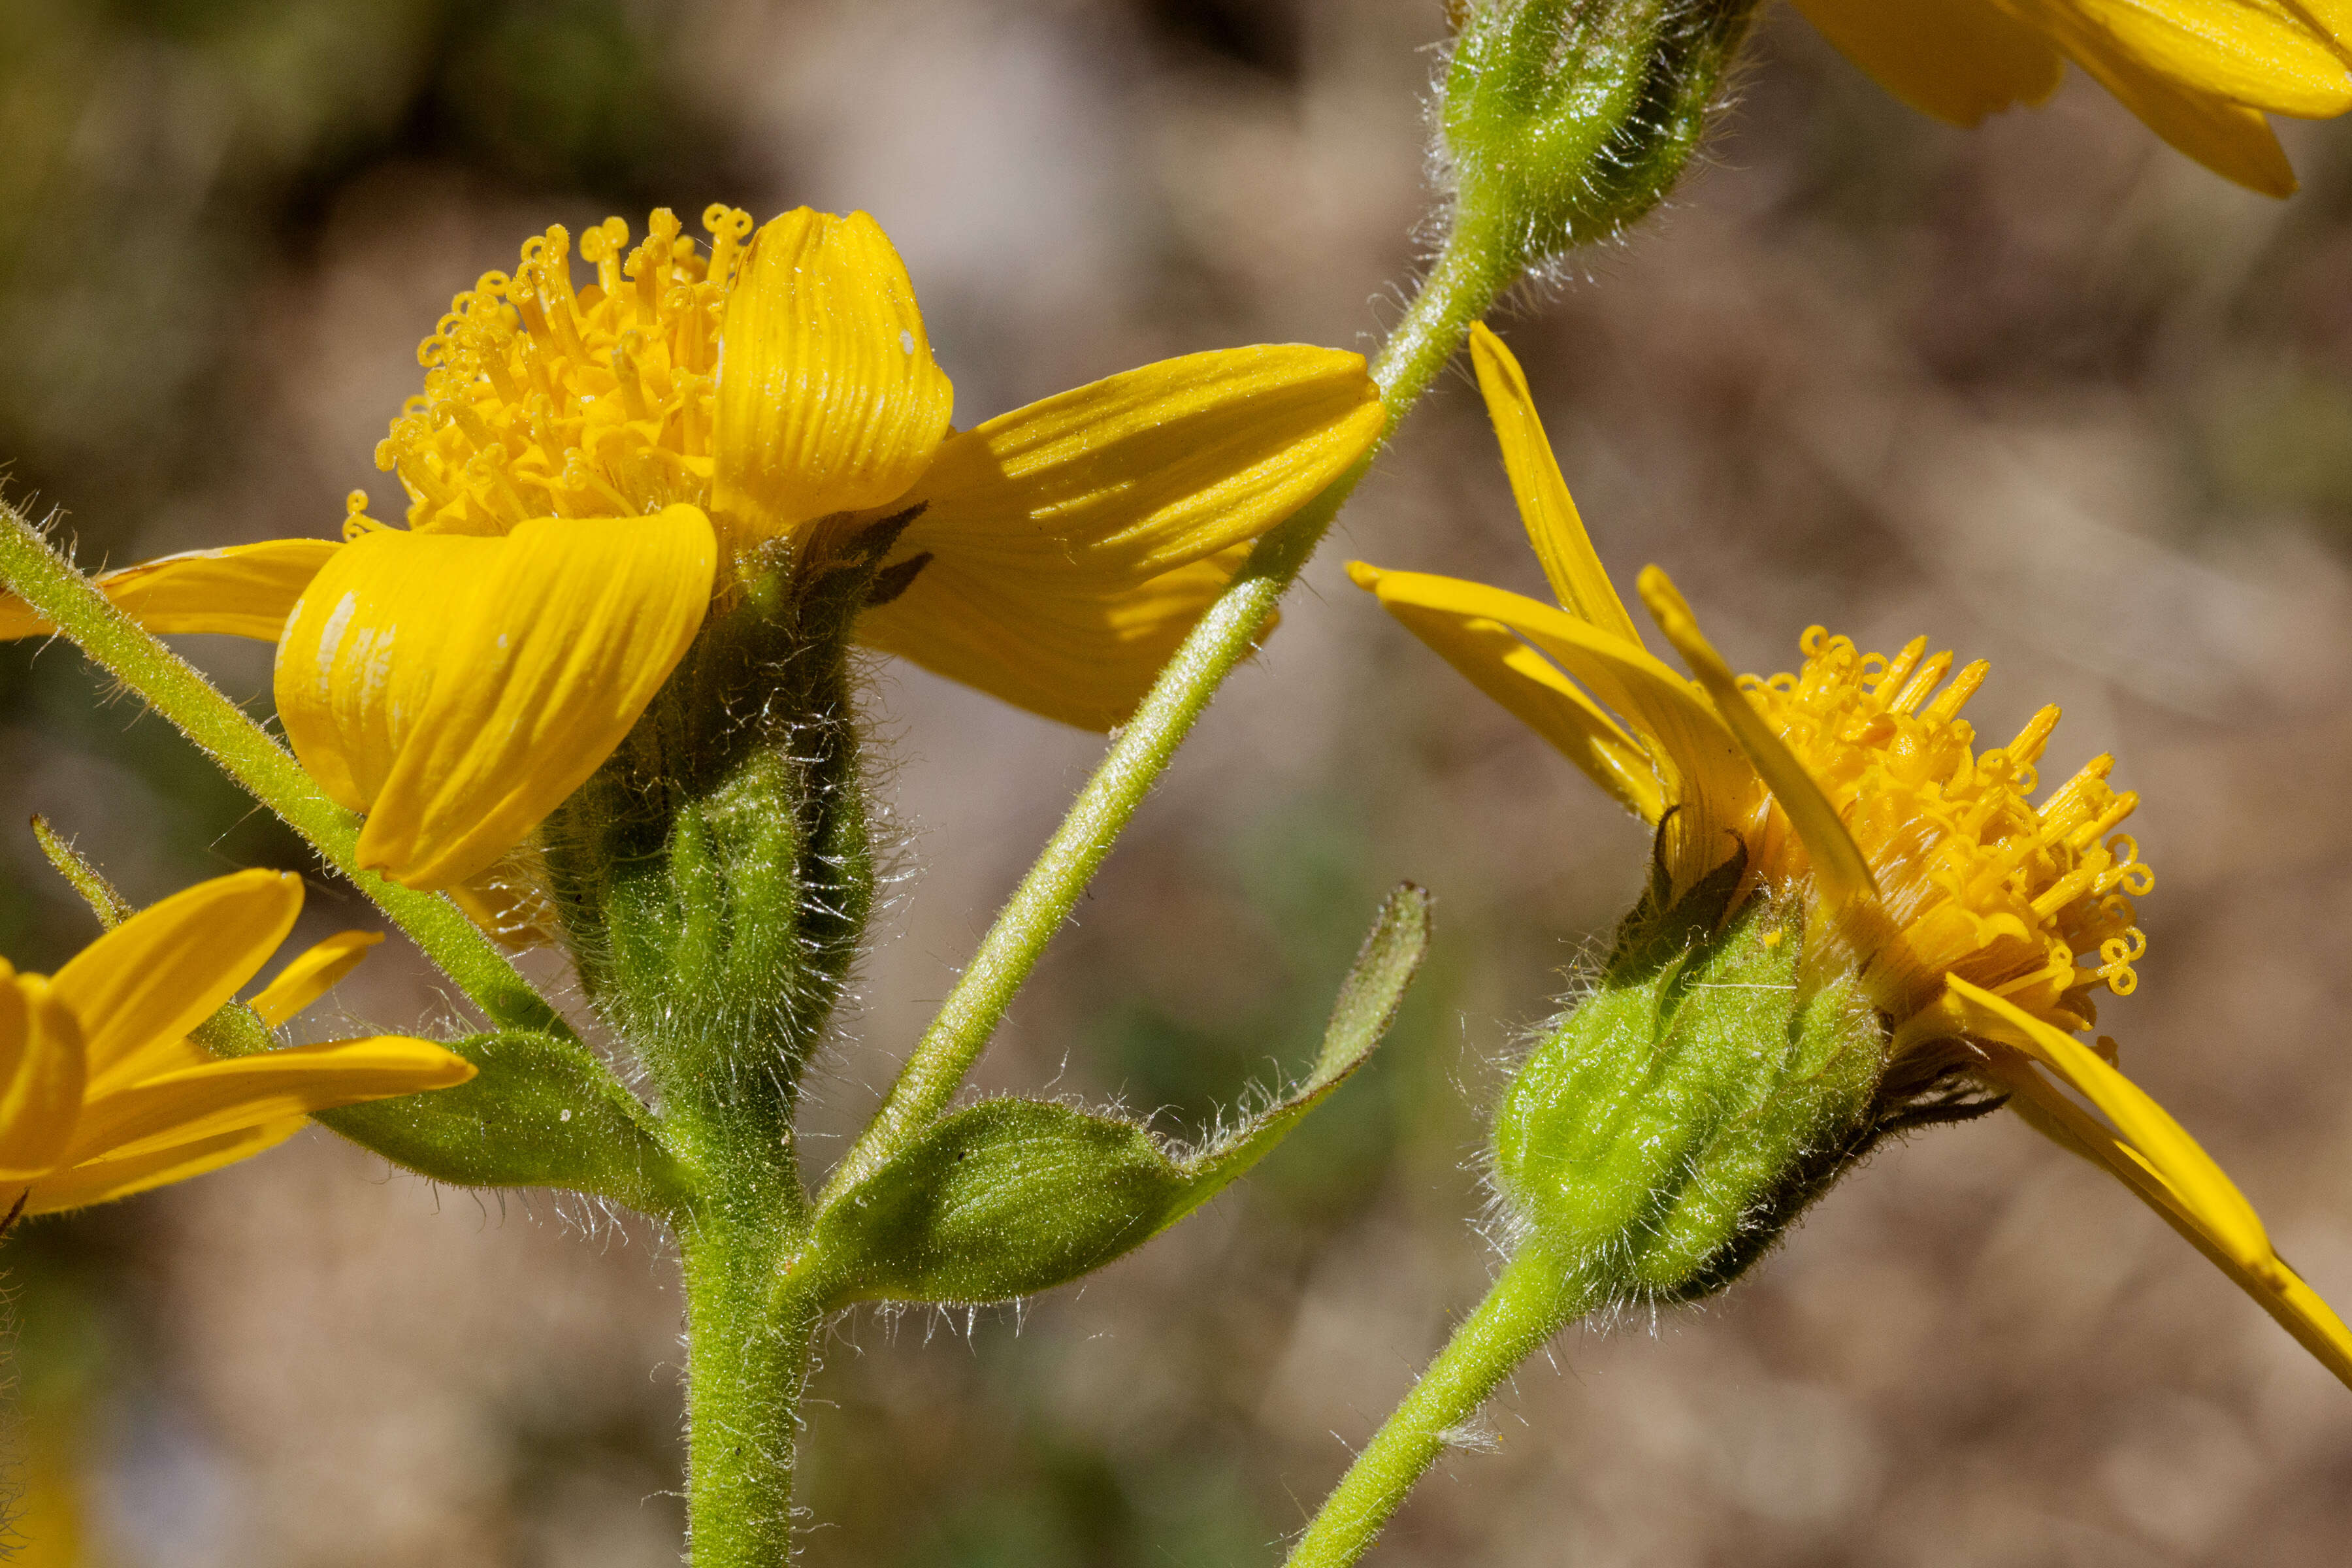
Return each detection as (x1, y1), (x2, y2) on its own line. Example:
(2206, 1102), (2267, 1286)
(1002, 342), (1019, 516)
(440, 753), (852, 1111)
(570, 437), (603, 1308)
(5, 1), (2352, 1563)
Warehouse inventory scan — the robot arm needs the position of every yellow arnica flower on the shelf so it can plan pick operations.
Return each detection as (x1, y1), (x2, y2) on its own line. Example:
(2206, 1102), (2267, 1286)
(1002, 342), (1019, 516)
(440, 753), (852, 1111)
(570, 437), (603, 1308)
(1795, 0), (2352, 195)
(1352, 320), (2352, 1387)
(1, 868), (474, 1220)
(0, 206), (1384, 891)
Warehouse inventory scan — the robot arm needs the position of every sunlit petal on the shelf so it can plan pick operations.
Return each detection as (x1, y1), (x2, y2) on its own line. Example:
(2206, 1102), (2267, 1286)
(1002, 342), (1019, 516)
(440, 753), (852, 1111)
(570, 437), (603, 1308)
(47, 869), (301, 1083)
(1795, 0), (2065, 122)
(0, 538), (341, 643)
(278, 512), (717, 890)
(1637, 567), (1882, 916)
(24, 1118), (304, 1216)
(1950, 986), (2352, 1388)
(2027, 0), (2352, 116)
(1358, 566), (1759, 890)
(65, 1036), (476, 1167)
(2026, 3), (2302, 191)
(0, 973), (84, 1181)
(1350, 568), (1662, 821)
(714, 208), (955, 541)
(247, 930), (385, 1030)
(1467, 325), (1644, 645)
(855, 344), (1382, 726)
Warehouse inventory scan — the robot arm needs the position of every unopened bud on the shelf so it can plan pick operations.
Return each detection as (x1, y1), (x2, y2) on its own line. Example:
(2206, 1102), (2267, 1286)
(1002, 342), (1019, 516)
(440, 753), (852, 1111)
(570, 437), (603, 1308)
(1441, 0), (1759, 265)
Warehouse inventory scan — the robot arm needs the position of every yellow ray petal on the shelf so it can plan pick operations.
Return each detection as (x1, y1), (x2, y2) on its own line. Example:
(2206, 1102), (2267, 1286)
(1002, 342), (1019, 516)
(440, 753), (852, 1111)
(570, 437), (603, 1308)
(278, 511), (717, 890)
(1793, 0), (2065, 123)
(1946, 977), (2273, 1267)
(276, 528), (484, 813)
(1359, 566), (1759, 889)
(0, 538), (336, 642)
(860, 544), (1266, 730)
(1952, 996), (2352, 1389)
(892, 344), (1381, 578)
(855, 343), (1382, 726)
(46, 869), (301, 1083)
(1996, 1062), (2352, 1388)
(1637, 567), (1882, 913)
(0, 973), (84, 1181)
(2029, 5), (2302, 191)
(1467, 324), (1644, 647)
(0, 538), (341, 643)
(25, 1117), (304, 1216)
(714, 208), (955, 542)
(64, 1035), (474, 1167)
(247, 930), (385, 1030)
(1350, 566), (1663, 821)
(2030, 0), (2352, 116)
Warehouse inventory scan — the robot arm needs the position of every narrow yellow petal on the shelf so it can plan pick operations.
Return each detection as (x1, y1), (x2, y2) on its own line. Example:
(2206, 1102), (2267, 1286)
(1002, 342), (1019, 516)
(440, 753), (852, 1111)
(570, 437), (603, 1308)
(895, 344), (1382, 579)
(855, 344), (1382, 726)
(859, 544), (1264, 730)
(1946, 976), (2273, 1267)
(1795, 0), (2065, 123)
(1360, 567), (1760, 890)
(247, 930), (385, 1030)
(1636, 567), (1883, 913)
(1350, 564), (1663, 821)
(2025, 3), (2302, 191)
(1467, 325), (1644, 646)
(2025, 0), (2352, 116)
(25, 1117), (304, 1216)
(1982, 1028), (2352, 1389)
(282, 510), (716, 890)
(0, 975), (84, 1181)
(46, 869), (301, 1083)
(714, 208), (955, 542)
(64, 1036), (475, 1166)
(0, 538), (340, 642)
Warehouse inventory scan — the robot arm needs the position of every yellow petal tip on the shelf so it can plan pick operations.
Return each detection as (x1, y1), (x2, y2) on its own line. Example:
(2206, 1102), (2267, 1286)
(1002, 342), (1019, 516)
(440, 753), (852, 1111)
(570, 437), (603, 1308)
(1347, 561), (1385, 592)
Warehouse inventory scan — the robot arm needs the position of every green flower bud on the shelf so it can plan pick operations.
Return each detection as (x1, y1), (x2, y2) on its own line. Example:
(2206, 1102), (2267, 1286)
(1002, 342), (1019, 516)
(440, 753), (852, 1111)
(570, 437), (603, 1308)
(540, 515), (901, 1139)
(1493, 856), (1906, 1303)
(1441, 0), (1760, 267)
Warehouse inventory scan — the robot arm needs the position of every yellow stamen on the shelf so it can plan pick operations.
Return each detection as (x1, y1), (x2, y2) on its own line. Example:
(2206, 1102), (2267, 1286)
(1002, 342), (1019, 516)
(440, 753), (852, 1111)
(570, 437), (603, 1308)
(378, 207), (751, 537)
(1739, 626), (2151, 1036)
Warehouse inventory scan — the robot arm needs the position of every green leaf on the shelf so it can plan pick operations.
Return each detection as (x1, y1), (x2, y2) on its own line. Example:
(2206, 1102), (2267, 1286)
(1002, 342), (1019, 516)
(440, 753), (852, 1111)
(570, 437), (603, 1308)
(811, 883), (1431, 1305)
(316, 1029), (695, 1217)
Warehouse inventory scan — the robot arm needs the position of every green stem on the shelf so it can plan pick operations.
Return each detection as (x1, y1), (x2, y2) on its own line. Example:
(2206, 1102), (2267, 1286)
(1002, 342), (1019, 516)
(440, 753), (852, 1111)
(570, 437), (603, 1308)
(0, 500), (568, 1037)
(680, 1209), (821, 1568)
(821, 216), (1520, 1204)
(1284, 1247), (1591, 1568)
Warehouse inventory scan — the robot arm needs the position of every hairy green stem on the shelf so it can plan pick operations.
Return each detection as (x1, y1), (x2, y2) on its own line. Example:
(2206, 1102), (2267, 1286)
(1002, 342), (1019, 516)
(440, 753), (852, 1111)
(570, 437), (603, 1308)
(0, 500), (568, 1037)
(821, 216), (1520, 1205)
(681, 1211), (822, 1568)
(1284, 1248), (1591, 1568)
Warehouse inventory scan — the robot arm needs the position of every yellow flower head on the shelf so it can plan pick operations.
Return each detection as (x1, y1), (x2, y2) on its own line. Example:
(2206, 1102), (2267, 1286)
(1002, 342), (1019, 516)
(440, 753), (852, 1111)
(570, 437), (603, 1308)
(2, 869), (473, 1220)
(2, 206), (1384, 892)
(1793, 0), (2352, 195)
(1354, 320), (2352, 1387)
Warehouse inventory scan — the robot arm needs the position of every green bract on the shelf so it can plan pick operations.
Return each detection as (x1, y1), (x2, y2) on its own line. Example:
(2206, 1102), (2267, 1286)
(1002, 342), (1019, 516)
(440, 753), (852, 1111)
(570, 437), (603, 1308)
(1443, 0), (1759, 267)
(1493, 860), (1889, 1303)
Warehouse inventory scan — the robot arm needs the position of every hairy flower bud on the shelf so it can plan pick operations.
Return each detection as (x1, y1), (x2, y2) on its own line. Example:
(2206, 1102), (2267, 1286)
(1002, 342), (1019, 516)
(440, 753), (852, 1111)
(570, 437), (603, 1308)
(1492, 859), (1900, 1303)
(1441, 0), (1759, 265)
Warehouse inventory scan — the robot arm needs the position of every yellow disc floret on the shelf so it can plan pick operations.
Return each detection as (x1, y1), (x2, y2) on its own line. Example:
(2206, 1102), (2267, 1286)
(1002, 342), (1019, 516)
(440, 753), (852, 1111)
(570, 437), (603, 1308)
(1740, 628), (2151, 1039)
(371, 205), (756, 538)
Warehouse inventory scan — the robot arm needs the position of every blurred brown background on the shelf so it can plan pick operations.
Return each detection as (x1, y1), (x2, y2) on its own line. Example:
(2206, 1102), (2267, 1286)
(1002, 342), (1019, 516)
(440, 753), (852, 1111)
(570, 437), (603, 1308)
(6, 1), (2352, 1563)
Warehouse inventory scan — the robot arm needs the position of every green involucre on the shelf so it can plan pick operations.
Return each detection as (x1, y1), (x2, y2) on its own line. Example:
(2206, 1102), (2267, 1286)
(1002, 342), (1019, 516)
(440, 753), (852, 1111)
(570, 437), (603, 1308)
(1493, 868), (1890, 1303)
(1443, 0), (1761, 267)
